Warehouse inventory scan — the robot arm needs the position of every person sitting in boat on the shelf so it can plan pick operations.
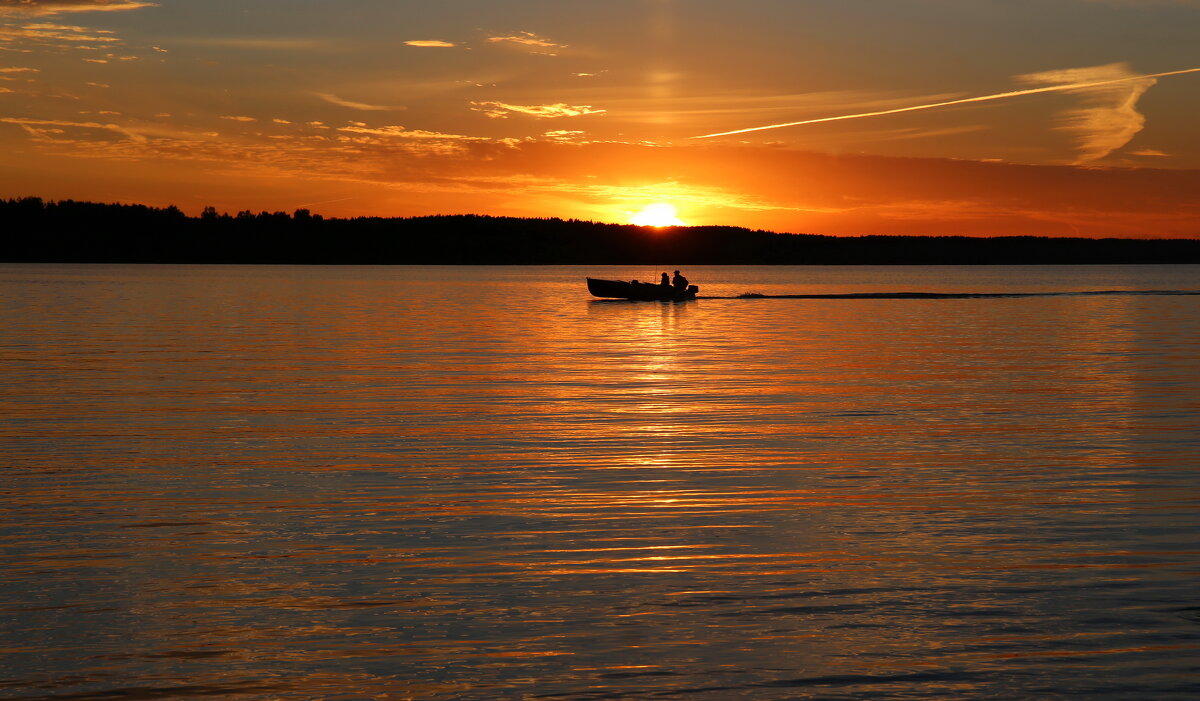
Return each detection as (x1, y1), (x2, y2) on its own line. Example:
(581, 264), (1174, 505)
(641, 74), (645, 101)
(671, 270), (689, 290)
(660, 272), (670, 287)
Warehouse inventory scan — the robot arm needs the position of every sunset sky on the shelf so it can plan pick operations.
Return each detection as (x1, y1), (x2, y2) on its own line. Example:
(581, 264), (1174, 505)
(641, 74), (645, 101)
(2, 0), (1198, 236)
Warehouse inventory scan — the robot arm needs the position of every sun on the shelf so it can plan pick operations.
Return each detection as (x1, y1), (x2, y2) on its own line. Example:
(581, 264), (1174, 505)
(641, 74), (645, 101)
(630, 202), (686, 227)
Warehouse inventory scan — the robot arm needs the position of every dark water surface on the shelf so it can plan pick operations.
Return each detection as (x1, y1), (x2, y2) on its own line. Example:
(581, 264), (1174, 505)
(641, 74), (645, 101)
(2, 264), (1199, 700)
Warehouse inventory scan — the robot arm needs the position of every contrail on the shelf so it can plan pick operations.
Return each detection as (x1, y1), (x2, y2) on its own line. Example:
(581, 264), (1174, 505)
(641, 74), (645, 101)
(296, 196), (355, 207)
(691, 67), (1200, 139)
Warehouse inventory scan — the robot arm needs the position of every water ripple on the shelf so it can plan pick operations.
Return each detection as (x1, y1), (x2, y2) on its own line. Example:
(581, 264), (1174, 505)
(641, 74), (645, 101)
(1, 264), (1199, 700)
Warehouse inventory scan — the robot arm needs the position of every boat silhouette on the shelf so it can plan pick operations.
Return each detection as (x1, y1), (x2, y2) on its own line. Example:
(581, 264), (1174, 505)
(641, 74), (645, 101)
(586, 277), (698, 301)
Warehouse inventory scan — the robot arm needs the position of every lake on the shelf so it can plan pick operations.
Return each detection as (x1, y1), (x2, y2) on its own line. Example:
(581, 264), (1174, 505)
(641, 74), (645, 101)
(2, 264), (1199, 700)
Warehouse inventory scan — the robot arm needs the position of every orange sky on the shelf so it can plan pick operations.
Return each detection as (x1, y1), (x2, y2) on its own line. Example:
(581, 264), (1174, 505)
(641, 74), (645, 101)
(1, 0), (1198, 237)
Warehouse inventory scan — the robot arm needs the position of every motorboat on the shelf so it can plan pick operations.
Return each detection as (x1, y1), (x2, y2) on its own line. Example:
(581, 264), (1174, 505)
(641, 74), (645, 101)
(586, 277), (698, 301)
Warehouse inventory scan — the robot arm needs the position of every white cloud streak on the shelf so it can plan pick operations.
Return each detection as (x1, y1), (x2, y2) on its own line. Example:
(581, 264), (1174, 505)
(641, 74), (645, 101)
(692, 66), (1200, 141)
(315, 92), (401, 111)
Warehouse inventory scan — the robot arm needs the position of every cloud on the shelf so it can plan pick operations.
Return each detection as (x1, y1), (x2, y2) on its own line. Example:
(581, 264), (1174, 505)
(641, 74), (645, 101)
(171, 37), (327, 50)
(1128, 148), (1170, 157)
(470, 101), (605, 119)
(0, 115), (143, 140)
(0, 65), (38, 72)
(1017, 63), (1157, 163)
(315, 92), (402, 111)
(0, 22), (121, 46)
(404, 40), (456, 48)
(542, 129), (587, 141)
(486, 31), (564, 54)
(0, 1), (156, 16)
(337, 124), (485, 141)
(219, 115), (256, 122)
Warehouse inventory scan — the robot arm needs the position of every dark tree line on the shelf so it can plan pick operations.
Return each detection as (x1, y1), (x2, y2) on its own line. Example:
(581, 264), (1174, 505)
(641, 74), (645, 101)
(4, 197), (1199, 264)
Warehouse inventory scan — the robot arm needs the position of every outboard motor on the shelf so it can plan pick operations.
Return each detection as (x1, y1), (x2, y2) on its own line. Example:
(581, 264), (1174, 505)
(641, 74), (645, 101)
(687, 285), (699, 294)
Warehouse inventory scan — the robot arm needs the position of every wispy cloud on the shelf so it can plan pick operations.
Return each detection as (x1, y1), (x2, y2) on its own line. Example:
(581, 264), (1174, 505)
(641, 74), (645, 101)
(486, 31), (564, 54)
(0, 65), (37, 72)
(338, 124), (483, 140)
(0, 115), (144, 140)
(171, 37), (327, 50)
(693, 65), (1200, 152)
(1018, 63), (1156, 163)
(0, 1), (157, 16)
(315, 92), (402, 111)
(219, 115), (256, 122)
(470, 100), (604, 119)
(542, 129), (587, 141)
(404, 39), (456, 48)
(333, 124), (496, 156)
(0, 22), (121, 47)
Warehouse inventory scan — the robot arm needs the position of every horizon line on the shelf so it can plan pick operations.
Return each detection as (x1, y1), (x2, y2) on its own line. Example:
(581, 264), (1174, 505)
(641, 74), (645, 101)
(5, 196), (1200, 241)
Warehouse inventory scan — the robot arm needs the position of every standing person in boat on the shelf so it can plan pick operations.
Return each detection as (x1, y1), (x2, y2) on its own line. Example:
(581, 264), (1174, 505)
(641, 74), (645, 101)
(671, 270), (689, 291)
(660, 272), (670, 287)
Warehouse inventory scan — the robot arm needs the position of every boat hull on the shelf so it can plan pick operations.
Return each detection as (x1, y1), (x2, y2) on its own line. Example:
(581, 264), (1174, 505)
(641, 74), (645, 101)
(586, 277), (698, 301)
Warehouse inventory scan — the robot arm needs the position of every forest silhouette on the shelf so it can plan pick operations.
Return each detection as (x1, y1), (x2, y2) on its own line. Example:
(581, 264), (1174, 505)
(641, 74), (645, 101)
(4, 197), (1199, 264)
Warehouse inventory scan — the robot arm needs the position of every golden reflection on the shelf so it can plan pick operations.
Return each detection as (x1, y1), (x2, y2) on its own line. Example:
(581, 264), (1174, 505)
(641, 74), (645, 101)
(10, 267), (1198, 700)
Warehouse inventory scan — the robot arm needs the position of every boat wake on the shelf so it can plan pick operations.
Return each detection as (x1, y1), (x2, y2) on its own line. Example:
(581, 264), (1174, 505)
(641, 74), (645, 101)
(707, 290), (1200, 300)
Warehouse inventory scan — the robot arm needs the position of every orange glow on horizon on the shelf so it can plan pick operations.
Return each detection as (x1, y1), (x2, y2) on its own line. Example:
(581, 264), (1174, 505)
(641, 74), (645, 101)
(630, 203), (687, 227)
(0, 0), (1197, 238)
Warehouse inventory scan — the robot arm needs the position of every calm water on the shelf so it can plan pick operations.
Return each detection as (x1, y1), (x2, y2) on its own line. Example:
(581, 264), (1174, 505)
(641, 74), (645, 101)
(2, 264), (1199, 700)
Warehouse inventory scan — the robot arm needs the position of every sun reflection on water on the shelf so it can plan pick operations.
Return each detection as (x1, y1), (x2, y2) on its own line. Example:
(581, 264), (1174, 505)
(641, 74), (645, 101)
(3, 265), (1199, 698)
